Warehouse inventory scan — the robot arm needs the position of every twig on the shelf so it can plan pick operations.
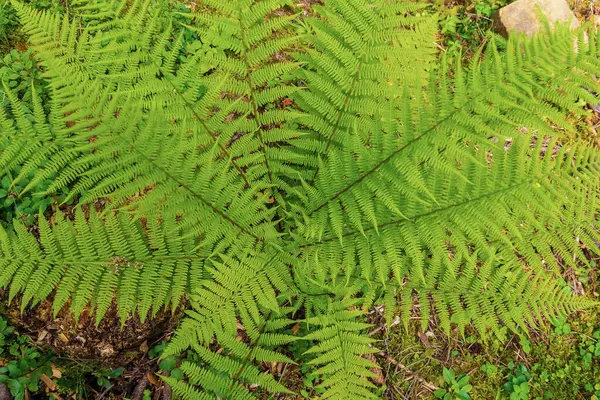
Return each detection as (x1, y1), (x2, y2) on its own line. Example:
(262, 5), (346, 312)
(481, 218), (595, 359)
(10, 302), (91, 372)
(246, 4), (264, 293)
(379, 352), (439, 392)
(161, 371), (172, 400)
(0, 384), (9, 400)
(95, 384), (113, 400)
(162, 382), (172, 400)
(131, 375), (149, 400)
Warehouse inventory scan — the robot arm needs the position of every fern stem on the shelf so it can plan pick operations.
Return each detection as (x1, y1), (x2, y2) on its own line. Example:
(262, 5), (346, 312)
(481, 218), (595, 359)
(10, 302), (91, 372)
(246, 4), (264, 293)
(308, 102), (472, 215)
(228, 312), (274, 395)
(154, 62), (251, 188)
(113, 126), (263, 241)
(301, 180), (530, 248)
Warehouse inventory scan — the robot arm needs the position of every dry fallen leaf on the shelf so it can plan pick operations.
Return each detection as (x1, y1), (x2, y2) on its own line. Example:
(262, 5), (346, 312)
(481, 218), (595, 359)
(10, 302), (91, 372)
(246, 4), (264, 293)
(37, 330), (48, 342)
(51, 364), (62, 379)
(40, 374), (58, 391)
(417, 330), (432, 348)
(140, 341), (149, 353)
(147, 373), (160, 386)
(364, 354), (385, 385)
(291, 323), (301, 335)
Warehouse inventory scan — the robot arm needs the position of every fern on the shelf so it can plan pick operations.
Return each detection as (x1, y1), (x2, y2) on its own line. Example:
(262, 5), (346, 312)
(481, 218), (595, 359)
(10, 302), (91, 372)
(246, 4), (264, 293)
(1, 0), (599, 398)
(162, 253), (297, 399)
(0, 208), (204, 323)
(302, 297), (381, 399)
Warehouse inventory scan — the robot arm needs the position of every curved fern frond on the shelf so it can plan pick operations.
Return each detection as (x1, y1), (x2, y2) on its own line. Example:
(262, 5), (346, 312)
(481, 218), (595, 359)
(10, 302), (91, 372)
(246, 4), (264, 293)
(295, 135), (599, 335)
(295, 0), (436, 183)
(1, 2), (600, 399)
(163, 253), (297, 399)
(302, 298), (380, 399)
(0, 209), (203, 323)
(180, 0), (316, 194)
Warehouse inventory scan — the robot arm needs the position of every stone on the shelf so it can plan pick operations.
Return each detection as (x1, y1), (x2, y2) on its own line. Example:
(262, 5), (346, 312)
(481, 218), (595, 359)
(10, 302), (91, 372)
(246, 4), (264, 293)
(492, 0), (580, 37)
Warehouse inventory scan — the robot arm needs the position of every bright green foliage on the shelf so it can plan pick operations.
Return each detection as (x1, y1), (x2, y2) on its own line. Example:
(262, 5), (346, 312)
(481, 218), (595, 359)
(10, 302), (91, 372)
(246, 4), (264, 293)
(301, 298), (380, 399)
(0, 315), (53, 400)
(163, 252), (297, 399)
(0, 209), (203, 323)
(0, 0), (599, 398)
(503, 362), (531, 399)
(434, 368), (472, 400)
(0, 165), (69, 225)
(293, 0), (436, 171)
(0, 48), (47, 110)
(0, 1), (19, 42)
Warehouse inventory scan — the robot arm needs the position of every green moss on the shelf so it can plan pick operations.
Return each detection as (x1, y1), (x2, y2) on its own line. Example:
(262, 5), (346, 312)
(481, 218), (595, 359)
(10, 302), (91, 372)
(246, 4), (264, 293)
(379, 307), (600, 399)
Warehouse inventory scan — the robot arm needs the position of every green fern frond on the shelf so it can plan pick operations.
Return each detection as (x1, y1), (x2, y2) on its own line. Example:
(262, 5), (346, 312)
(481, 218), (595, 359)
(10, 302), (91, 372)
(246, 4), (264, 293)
(1, 1), (600, 399)
(163, 252), (296, 398)
(0, 209), (203, 323)
(302, 298), (380, 399)
(294, 0), (436, 183)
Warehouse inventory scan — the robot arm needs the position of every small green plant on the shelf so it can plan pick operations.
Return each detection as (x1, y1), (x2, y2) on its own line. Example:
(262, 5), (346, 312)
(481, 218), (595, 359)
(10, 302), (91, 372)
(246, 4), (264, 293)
(0, 164), (72, 226)
(93, 367), (123, 389)
(0, 1), (18, 42)
(0, 315), (53, 400)
(480, 362), (498, 377)
(3, 1), (600, 399)
(0, 317), (14, 351)
(150, 342), (184, 381)
(436, 0), (514, 59)
(551, 317), (572, 335)
(519, 336), (532, 355)
(434, 368), (472, 400)
(0, 48), (47, 110)
(503, 362), (531, 400)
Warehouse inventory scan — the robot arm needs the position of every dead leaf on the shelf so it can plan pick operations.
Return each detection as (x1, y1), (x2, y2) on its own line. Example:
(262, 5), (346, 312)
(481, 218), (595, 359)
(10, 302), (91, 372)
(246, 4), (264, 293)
(417, 330), (432, 348)
(291, 323), (301, 335)
(140, 341), (149, 353)
(40, 374), (58, 391)
(51, 364), (62, 379)
(37, 330), (48, 342)
(364, 354), (385, 385)
(147, 373), (160, 386)
(100, 344), (115, 357)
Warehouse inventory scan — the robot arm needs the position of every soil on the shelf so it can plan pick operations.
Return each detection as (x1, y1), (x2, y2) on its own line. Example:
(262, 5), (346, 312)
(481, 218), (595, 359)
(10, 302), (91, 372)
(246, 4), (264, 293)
(2, 297), (180, 365)
(0, 293), (184, 399)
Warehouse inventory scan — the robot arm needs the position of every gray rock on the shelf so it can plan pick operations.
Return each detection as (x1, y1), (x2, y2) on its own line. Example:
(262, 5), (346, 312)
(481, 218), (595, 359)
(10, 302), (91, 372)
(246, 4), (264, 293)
(492, 0), (580, 37)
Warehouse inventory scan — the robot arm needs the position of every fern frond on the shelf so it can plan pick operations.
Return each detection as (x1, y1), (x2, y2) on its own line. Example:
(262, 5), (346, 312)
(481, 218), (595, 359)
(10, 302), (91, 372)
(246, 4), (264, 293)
(0, 210), (203, 323)
(302, 298), (380, 399)
(2, 2), (600, 399)
(163, 252), (297, 399)
(179, 0), (316, 194)
(295, 0), (436, 183)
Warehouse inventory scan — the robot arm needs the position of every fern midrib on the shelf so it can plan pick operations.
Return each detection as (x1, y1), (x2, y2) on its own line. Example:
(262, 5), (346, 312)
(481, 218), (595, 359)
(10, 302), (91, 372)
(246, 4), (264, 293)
(300, 180), (532, 248)
(308, 99), (475, 216)
(238, 10), (276, 189)
(227, 312), (274, 395)
(153, 60), (251, 188)
(111, 123), (263, 241)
